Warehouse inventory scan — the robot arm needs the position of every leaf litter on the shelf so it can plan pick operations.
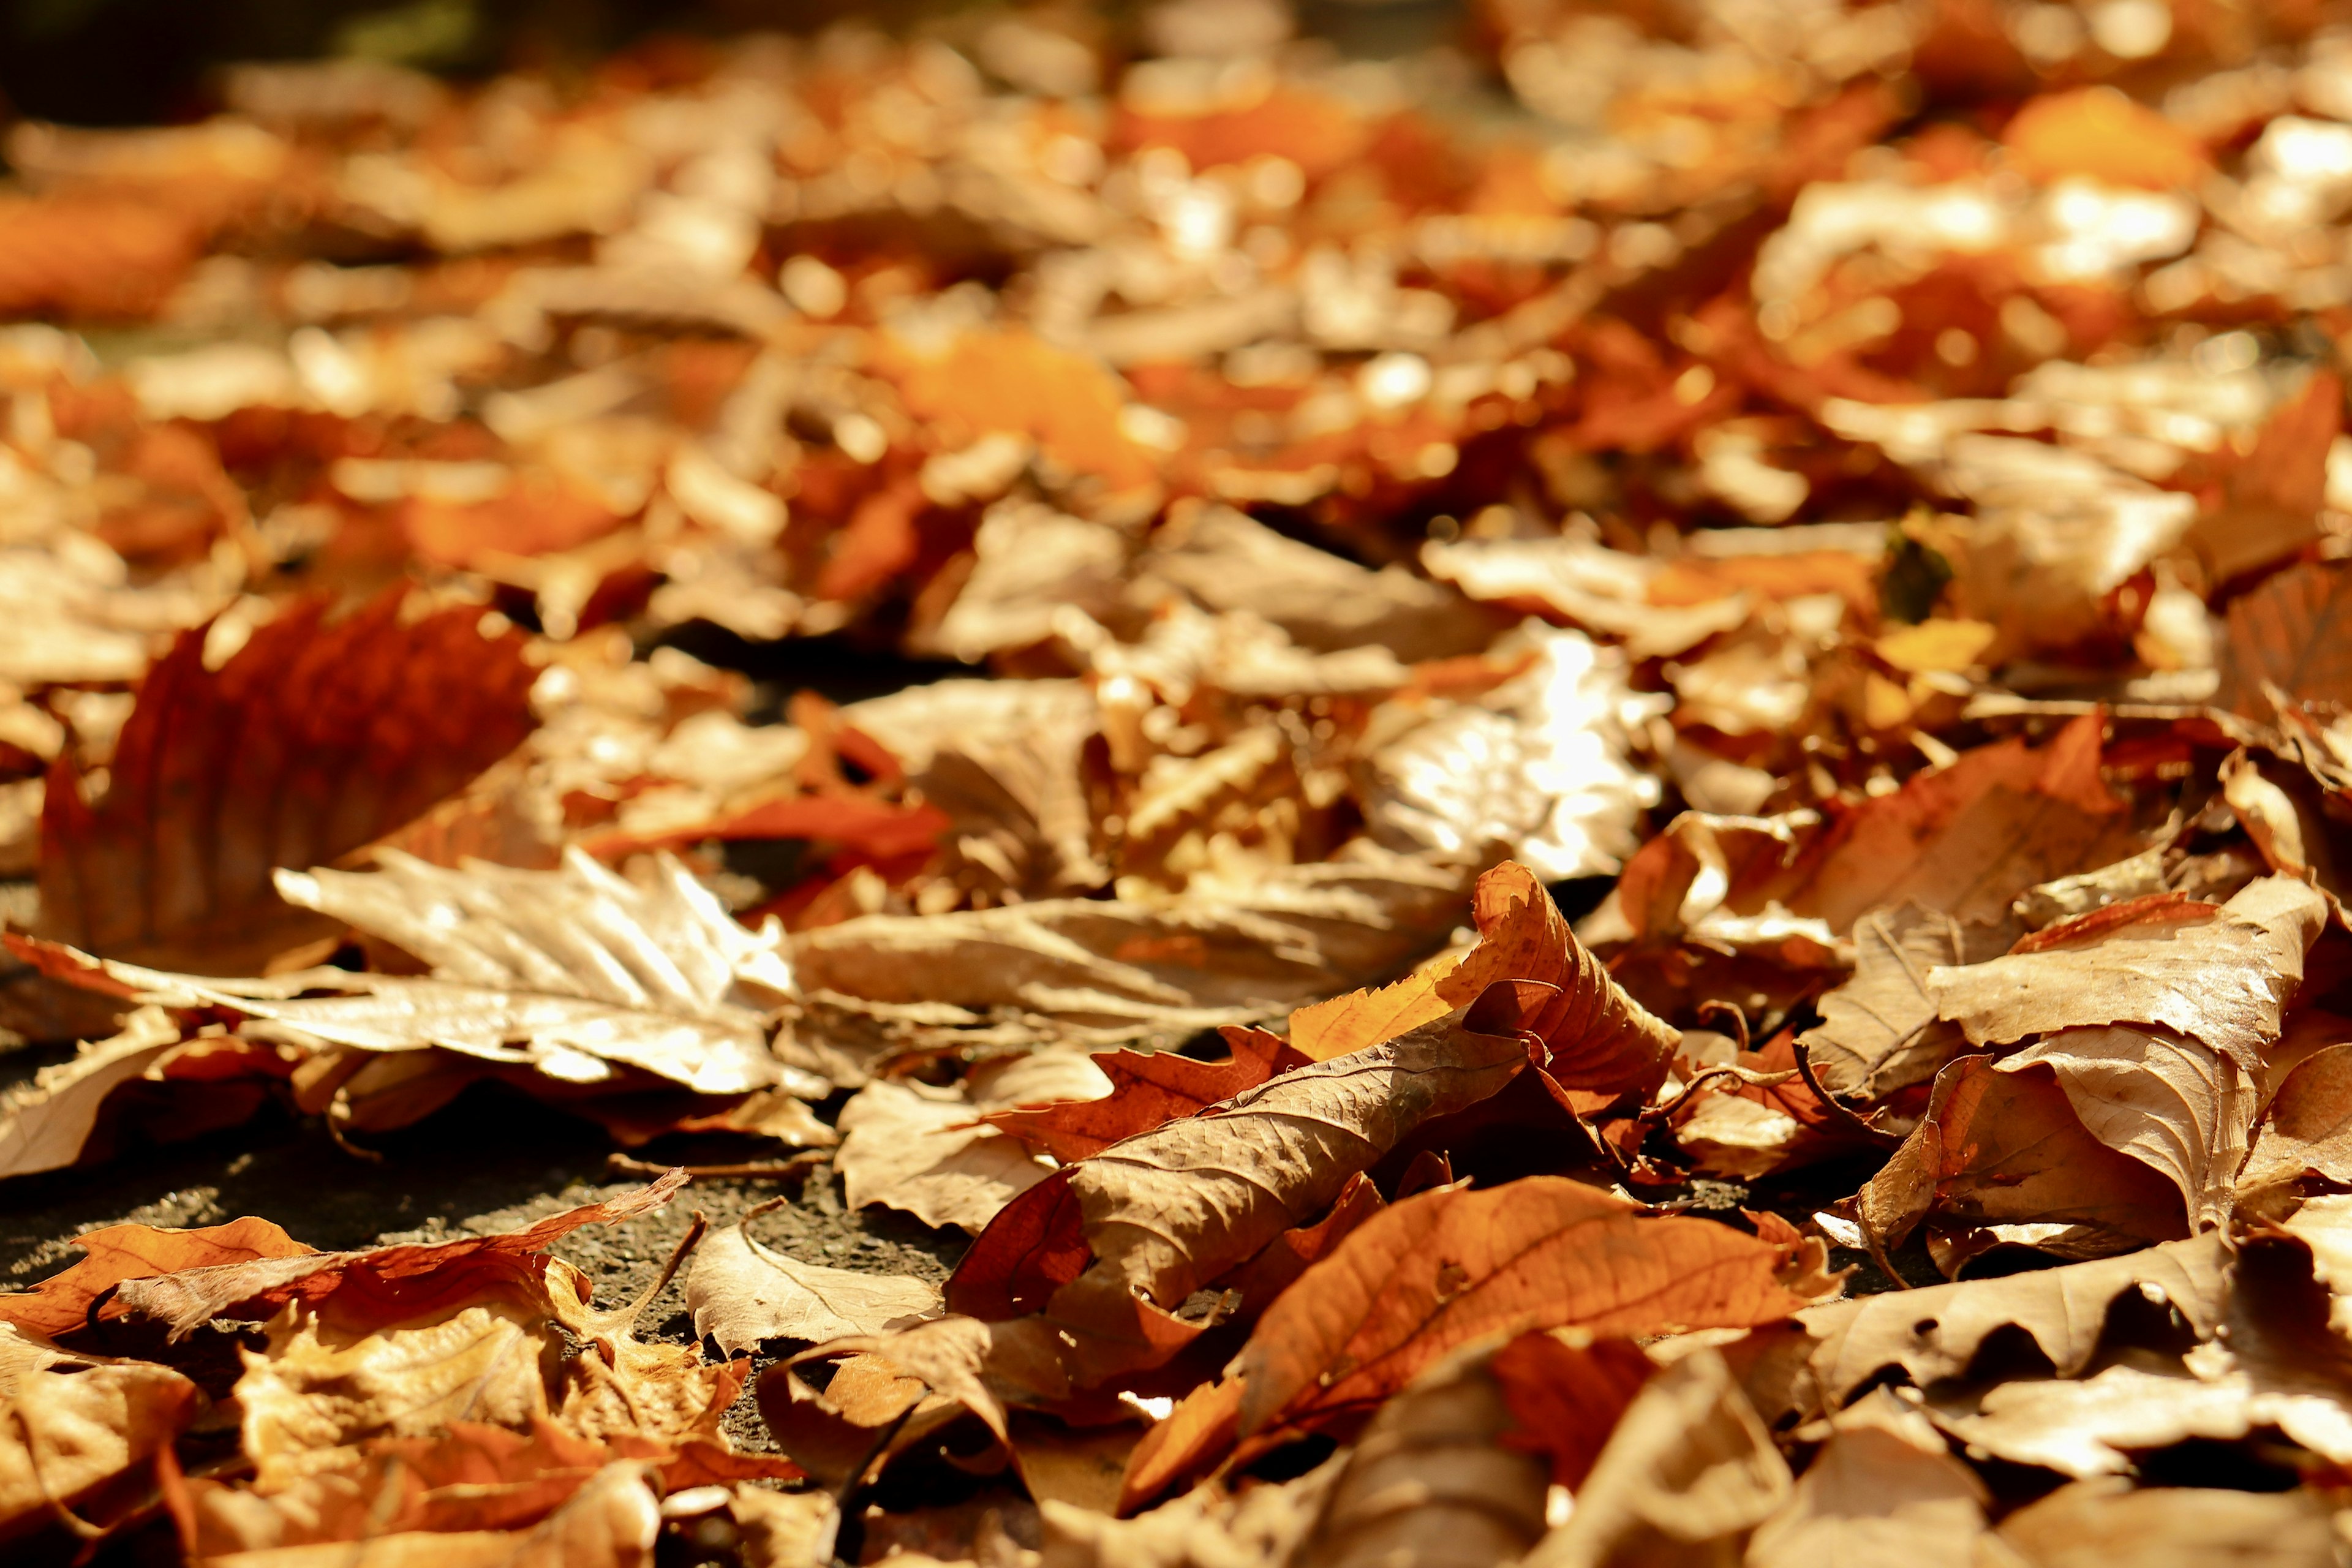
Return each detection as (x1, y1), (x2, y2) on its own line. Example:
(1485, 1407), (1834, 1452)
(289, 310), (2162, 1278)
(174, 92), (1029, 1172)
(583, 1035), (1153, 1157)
(11, 1), (2352, 1563)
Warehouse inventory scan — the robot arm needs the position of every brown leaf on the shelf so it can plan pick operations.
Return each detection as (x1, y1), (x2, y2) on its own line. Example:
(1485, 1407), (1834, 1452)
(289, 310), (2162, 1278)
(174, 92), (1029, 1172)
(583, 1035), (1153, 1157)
(2220, 558), (2352, 727)
(797, 849), (1473, 1050)
(1744, 1389), (1990, 1568)
(1052, 1006), (1531, 1314)
(1288, 1343), (1551, 1568)
(2241, 1041), (2352, 1200)
(0, 1005), (186, 1178)
(1927, 875), (2327, 1073)
(1799, 902), (1968, 1102)
(2185, 371), (2343, 587)
(0, 1325), (198, 1544)
(1489, 1334), (1655, 1490)
(979, 1028), (1308, 1164)
(1856, 1054), (2191, 1255)
(1993, 1477), (2338, 1568)
(1793, 1233), (2230, 1410)
(1229, 1177), (1828, 1439)
(1518, 1349), (1790, 1568)
(1291, 861), (1680, 1098)
(685, 1211), (941, 1354)
(54, 848), (803, 1097)
(0, 1214), (316, 1341)
(88, 1172), (685, 1341)
(37, 596), (537, 974)
(835, 1079), (1058, 1234)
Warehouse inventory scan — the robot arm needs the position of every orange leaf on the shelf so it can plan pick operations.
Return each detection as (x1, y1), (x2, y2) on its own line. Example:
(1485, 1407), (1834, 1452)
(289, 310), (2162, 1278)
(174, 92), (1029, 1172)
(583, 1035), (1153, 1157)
(38, 594), (538, 975)
(1290, 862), (1679, 1096)
(978, 1027), (1308, 1164)
(1231, 1176), (1823, 1437)
(0, 1214), (315, 1341)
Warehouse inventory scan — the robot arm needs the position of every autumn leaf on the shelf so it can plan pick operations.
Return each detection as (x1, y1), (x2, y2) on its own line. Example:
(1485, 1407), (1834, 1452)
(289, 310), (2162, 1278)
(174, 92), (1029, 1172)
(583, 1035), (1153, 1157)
(1744, 1389), (1992, 1568)
(978, 1027), (1308, 1164)
(685, 1202), (941, 1353)
(1793, 1233), (2230, 1411)
(1290, 861), (1681, 1098)
(37, 595), (537, 975)
(2218, 560), (2352, 723)
(32, 847), (804, 1098)
(1223, 1178), (1826, 1442)
(0, 1325), (198, 1544)
(1518, 1349), (1790, 1568)
(1798, 902), (1967, 1102)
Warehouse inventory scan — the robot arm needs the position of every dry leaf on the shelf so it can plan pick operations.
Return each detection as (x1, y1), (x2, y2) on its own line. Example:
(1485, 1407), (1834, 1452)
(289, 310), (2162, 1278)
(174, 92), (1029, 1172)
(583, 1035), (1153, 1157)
(1993, 1477), (2338, 1568)
(835, 1079), (1057, 1234)
(1793, 1234), (2230, 1411)
(0, 1005), (186, 1178)
(1518, 1349), (1790, 1568)
(687, 1210), (941, 1352)
(0, 1324), (198, 1543)
(1228, 1177), (1826, 1439)
(1744, 1389), (1990, 1568)
(38, 597), (537, 974)
(1928, 876), (2326, 1071)
(58, 848), (801, 1096)
(979, 1028), (1306, 1164)
(1289, 861), (1679, 1096)
(1798, 902), (1968, 1102)
(2218, 560), (2352, 723)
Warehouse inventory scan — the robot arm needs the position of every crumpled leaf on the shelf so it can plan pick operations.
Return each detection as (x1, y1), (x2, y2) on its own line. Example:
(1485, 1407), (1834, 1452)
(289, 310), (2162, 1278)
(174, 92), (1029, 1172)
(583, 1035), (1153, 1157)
(40, 847), (802, 1096)
(1005, 1005), (1531, 1319)
(1857, 1052), (2193, 1257)
(1744, 1388), (1991, 1568)
(37, 596), (537, 975)
(833, 1056), (1099, 1233)
(1926, 876), (2327, 1073)
(978, 1028), (1306, 1164)
(2240, 1041), (2352, 1200)
(0, 1324), (198, 1544)
(686, 1205), (941, 1353)
(1518, 1349), (1790, 1568)
(1289, 861), (1679, 1097)
(1798, 902), (1967, 1102)
(1789, 1233), (2230, 1412)
(0, 1213), (316, 1341)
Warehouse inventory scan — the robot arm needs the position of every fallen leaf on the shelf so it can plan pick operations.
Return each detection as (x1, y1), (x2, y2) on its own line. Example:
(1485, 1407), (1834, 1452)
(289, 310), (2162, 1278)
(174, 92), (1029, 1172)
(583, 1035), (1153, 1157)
(1229, 1177), (1828, 1439)
(685, 1207), (941, 1353)
(1289, 861), (1680, 1098)
(48, 847), (802, 1096)
(1927, 875), (2326, 1074)
(1856, 1053), (2192, 1256)
(835, 1079), (1055, 1234)
(978, 1028), (1307, 1164)
(1518, 1349), (1790, 1568)
(1992, 1477), (2338, 1568)
(0, 1325), (198, 1544)
(37, 596), (537, 974)
(2218, 560), (2352, 723)
(1793, 1233), (2230, 1410)
(1042, 1005), (1531, 1315)
(1798, 902), (1968, 1101)
(1744, 1388), (1990, 1568)
(0, 1005), (187, 1178)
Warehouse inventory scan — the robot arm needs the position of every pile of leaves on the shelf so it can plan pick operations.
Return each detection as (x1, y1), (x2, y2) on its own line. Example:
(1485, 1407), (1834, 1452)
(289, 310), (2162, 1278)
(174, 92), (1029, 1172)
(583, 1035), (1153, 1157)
(15, 0), (2352, 1561)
